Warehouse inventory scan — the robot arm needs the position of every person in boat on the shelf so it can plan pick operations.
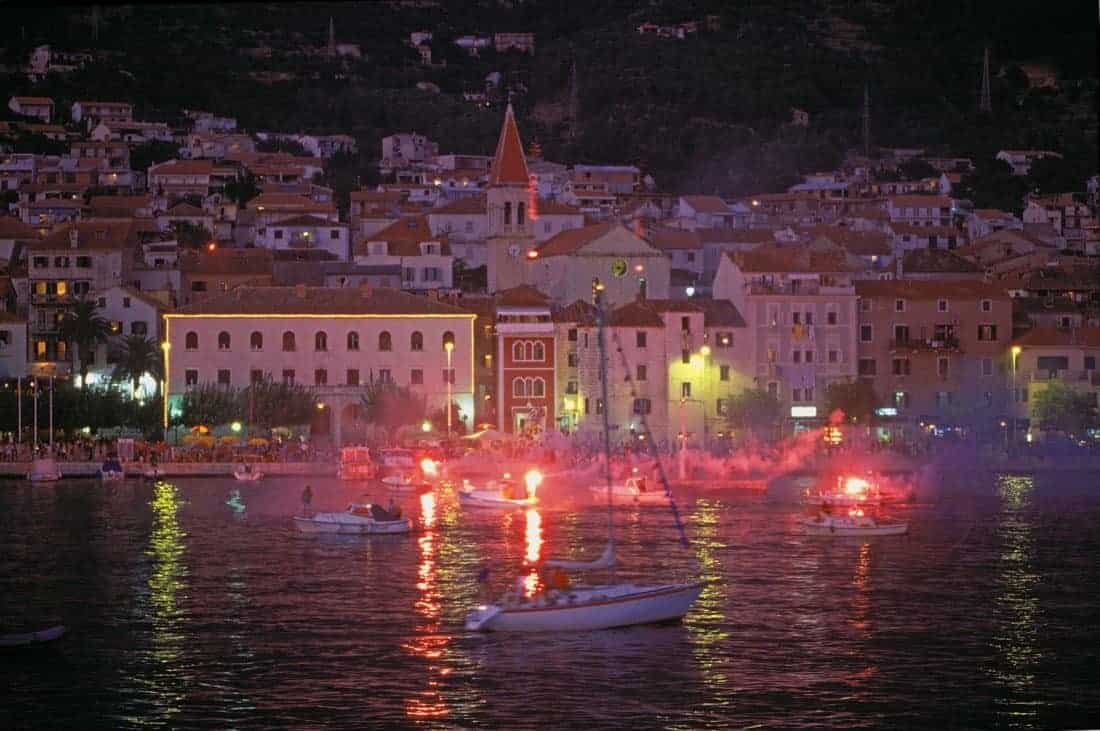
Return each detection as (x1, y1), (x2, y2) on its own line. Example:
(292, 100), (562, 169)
(636, 477), (647, 493)
(387, 497), (402, 520)
(301, 484), (313, 515)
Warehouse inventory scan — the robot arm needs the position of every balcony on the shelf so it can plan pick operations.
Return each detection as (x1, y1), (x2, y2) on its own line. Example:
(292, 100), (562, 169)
(890, 337), (962, 354)
(1026, 370), (1093, 383)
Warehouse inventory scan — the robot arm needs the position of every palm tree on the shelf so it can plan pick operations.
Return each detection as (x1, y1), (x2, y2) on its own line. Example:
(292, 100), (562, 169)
(57, 299), (111, 388)
(111, 335), (163, 399)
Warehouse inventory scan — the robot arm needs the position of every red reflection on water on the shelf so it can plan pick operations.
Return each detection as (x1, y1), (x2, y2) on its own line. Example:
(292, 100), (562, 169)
(523, 508), (542, 598)
(404, 491), (449, 720)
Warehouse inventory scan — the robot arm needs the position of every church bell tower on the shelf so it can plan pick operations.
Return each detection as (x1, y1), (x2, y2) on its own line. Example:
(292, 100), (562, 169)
(486, 104), (534, 293)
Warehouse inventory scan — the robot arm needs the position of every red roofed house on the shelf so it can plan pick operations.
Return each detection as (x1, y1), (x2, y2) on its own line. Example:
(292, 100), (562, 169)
(8, 96), (54, 123)
(495, 285), (556, 435)
(1010, 327), (1100, 436)
(256, 214), (350, 260)
(885, 195), (954, 227)
(713, 245), (860, 419)
(353, 216), (453, 290)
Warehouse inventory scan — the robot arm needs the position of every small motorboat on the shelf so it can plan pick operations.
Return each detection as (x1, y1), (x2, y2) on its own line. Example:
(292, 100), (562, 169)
(293, 502), (412, 534)
(233, 465), (263, 482)
(27, 458), (62, 483)
(381, 473), (429, 492)
(99, 458), (125, 482)
(458, 478), (536, 509)
(588, 476), (670, 506)
(0, 624), (66, 648)
(802, 510), (908, 537)
(466, 582), (703, 633)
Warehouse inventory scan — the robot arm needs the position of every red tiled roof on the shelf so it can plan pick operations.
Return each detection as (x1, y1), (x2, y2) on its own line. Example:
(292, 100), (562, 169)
(175, 285), (472, 317)
(533, 198), (582, 216)
(0, 216), (42, 239)
(432, 196), (486, 215)
(179, 247), (273, 275)
(854, 280), (1008, 300)
(149, 159), (215, 176)
(488, 104), (529, 187)
(535, 222), (614, 256)
(552, 299), (597, 324)
(889, 223), (960, 237)
(730, 245), (851, 273)
(497, 284), (549, 307)
(32, 221), (135, 251)
(269, 214), (344, 228)
(648, 227), (701, 250)
(680, 195), (731, 215)
(697, 227), (776, 244)
(899, 248), (981, 273)
(804, 225), (891, 256)
(1013, 327), (1100, 348)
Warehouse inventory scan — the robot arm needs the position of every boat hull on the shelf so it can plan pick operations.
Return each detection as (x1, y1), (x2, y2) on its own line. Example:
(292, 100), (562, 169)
(588, 487), (670, 506)
(458, 491), (535, 509)
(293, 514), (412, 535)
(0, 624), (66, 648)
(467, 582), (703, 633)
(802, 520), (908, 536)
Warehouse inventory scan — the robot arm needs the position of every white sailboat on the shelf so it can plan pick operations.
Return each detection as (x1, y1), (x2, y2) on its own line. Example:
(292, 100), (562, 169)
(466, 281), (702, 633)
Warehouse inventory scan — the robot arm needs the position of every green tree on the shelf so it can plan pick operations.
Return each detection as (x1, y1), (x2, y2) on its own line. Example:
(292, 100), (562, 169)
(224, 173), (260, 208)
(245, 377), (316, 429)
(898, 158), (938, 180)
(172, 220), (214, 249)
(57, 299), (111, 388)
(825, 380), (880, 423)
(359, 381), (427, 430)
(129, 141), (180, 173)
(727, 388), (782, 435)
(111, 335), (163, 398)
(1031, 382), (1097, 435)
(1028, 155), (1090, 196)
(957, 158), (1030, 213)
(177, 383), (241, 428)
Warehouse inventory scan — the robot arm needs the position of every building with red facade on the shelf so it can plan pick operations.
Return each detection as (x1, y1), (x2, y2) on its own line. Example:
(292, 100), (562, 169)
(495, 285), (556, 434)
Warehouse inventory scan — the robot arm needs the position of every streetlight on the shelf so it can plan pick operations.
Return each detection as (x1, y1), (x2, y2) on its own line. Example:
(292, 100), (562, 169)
(161, 341), (171, 442)
(445, 340), (455, 438)
(1010, 345), (1022, 449)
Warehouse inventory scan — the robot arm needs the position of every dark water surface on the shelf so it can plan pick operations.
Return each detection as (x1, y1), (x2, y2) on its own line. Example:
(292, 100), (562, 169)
(0, 470), (1097, 729)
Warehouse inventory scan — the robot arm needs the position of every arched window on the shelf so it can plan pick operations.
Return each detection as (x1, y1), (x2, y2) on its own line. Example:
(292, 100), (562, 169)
(512, 341), (524, 361)
(410, 331), (423, 351)
(517, 201), (526, 225)
(504, 201), (512, 225)
(250, 331), (263, 350)
(378, 331), (392, 352)
(442, 331), (455, 350)
(513, 377), (527, 397)
(217, 331), (231, 350)
(282, 331), (296, 352)
(524, 342), (534, 361)
(347, 331), (359, 351)
(532, 378), (545, 397)
(315, 331), (328, 351)
(185, 331), (198, 350)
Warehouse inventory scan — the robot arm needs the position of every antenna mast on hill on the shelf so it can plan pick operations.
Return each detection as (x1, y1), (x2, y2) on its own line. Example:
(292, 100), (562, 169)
(862, 83), (871, 156)
(979, 45), (992, 113)
(567, 57), (580, 142)
(328, 16), (336, 56)
(91, 5), (100, 42)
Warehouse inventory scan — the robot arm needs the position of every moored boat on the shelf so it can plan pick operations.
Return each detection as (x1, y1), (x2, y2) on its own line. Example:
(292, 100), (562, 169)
(0, 624), (66, 648)
(458, 477), (537, 509)
(381, 474), (429, 492)
(465, 582), (703, 632)
(293, 502), (412, 534)
(233, 465), (263, 482)
(802, 511), (908, 537)
(99, 458), (125, 481)
(26, 458), (62, 482)
(588, 476), (669, 506)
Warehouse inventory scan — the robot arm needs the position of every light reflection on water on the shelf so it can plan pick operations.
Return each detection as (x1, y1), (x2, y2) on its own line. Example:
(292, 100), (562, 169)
(990, 475), (1043, 729)
(0, 473), (1094, 729)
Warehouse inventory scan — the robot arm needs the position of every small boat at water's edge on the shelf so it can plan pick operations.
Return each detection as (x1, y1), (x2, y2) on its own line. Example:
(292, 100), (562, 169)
(802, 512), (908, 536)
(0, 625), (66, 648)
(27, 458), (62, 482)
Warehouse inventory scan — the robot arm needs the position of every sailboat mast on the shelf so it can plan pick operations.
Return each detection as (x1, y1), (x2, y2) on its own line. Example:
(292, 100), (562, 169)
(593, 279), (614, 556)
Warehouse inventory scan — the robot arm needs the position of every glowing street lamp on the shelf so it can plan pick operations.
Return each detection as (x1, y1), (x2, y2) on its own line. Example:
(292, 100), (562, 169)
(444, 341), (455, 438)
(421, 420), (432, 433)
(1010, 345), (1022, 448)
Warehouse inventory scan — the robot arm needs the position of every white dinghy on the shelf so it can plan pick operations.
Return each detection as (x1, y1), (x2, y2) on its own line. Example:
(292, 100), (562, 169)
(293, 502), (412, 535)
(588, 476), (670, 506)
(802, 511), (908, 537)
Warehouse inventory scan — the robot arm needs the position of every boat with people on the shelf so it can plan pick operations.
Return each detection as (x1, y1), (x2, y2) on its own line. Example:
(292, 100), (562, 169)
(466, 280), (702, 633)
(26, 458), (62, 483)
(802, 508), (908, 537)
(99, 458), (125, 482)
(233, 464), (263, 482)
(380, 473), (430, 492)
(588, 476), (670, 506)
(458, 471), (539, 509)
(293, 502), (412, 535)
(0, 624), (66, 648)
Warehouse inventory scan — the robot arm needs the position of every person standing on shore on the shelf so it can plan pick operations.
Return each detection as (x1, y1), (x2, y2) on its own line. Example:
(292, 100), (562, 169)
(301, 484), (313, 516)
